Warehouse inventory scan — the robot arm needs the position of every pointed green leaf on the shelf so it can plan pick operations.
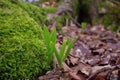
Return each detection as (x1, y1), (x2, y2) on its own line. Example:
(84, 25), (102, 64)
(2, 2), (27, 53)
(48, 42), (54, 61)
(50, 29), (56, 45)
(60, 40), (66, 59)
(64, 38), (74, 60)
(43, 26), (53, 61)
(54, 47), (62, 66)
(43, 26), (50, 45)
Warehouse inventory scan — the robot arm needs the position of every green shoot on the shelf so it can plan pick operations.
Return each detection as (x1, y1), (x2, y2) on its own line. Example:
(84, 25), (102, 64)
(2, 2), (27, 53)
(81, 22), (87, 32)
(43, 25), (56, 62)
(63, 38), (74, 60)
(43, 26), (74, 67)
(54, 39), (74, 66)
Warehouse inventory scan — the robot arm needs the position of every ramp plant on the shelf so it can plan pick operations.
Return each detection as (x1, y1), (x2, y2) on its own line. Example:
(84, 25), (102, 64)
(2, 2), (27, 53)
(54, 38), (74, 66)
(43, 26), (57, 62)
(43, 26), (74, 66)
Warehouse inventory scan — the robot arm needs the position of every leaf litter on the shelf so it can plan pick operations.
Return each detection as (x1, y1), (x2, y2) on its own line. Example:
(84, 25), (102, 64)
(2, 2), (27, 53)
(38, 23), (120, 80)
(38, 1), (120, 78)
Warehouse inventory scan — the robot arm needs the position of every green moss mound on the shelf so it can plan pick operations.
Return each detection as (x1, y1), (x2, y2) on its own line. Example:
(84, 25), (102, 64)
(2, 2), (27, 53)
(0, 0), (50, 79)
(9, 0), (47, 25)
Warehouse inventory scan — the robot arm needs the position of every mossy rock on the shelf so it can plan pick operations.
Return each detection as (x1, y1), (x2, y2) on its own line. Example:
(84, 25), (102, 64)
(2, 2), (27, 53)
(0, 0), (51, 79)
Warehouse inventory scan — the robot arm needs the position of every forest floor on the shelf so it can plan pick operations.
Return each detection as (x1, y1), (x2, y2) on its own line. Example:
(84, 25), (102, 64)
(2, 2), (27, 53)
(38, 1), (120, 80)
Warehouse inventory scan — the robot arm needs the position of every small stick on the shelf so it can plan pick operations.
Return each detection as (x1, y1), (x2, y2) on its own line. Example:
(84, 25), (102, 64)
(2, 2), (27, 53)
(87, 67), (111, 80)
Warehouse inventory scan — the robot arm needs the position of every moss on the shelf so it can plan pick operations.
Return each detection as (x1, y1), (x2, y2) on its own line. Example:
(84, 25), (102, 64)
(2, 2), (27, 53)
(38, 0), (49, 3)
(44, 6), (57, 13)
(0, 0), (51, 80)
(100, 0), (120, 31)
(9, 0), (47, 25)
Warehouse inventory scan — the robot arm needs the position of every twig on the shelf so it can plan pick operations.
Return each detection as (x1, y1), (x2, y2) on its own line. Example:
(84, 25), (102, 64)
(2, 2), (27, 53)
(87, 67), (111, 80)
(65, 11), (81, 28)
(56, 8), (82, 28)
(106, 68), (112, 80)
(109, 0), (120, 5)
(106, 65), (120, 80)
(87, 64), (120, 80)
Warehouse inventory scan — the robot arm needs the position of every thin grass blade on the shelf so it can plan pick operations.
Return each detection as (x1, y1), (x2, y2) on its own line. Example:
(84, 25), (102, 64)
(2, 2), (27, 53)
(64, 38), (74, 60)
(43, 26), (50, 45)
(60, 40), (66, 59)
(54, 47), (62, 66)
(50, 29), (56, 45)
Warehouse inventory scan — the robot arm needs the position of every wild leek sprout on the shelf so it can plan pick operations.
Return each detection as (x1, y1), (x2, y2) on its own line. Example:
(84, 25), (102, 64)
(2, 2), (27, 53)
(43, 26), (74, 66)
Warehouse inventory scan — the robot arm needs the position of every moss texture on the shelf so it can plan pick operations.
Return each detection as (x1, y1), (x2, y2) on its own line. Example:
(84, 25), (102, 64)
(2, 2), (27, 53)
(0, 0), (51, 79)
(44, 6), (57, 13)
(11, 0), (47, 25)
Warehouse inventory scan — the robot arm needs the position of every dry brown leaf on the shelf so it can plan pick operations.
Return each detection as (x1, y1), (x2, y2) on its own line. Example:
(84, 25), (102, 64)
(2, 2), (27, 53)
(69, 72), (82, 80)
(78, 62), (92, 76)
(62, 62), (71, 72)
(69, 56), (79, 65)
(87, 56), (101, 66)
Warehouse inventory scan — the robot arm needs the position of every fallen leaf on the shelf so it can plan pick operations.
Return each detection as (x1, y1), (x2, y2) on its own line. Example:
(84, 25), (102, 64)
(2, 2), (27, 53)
(87, 56), (101, 66)
(78, 62), (92, 76)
